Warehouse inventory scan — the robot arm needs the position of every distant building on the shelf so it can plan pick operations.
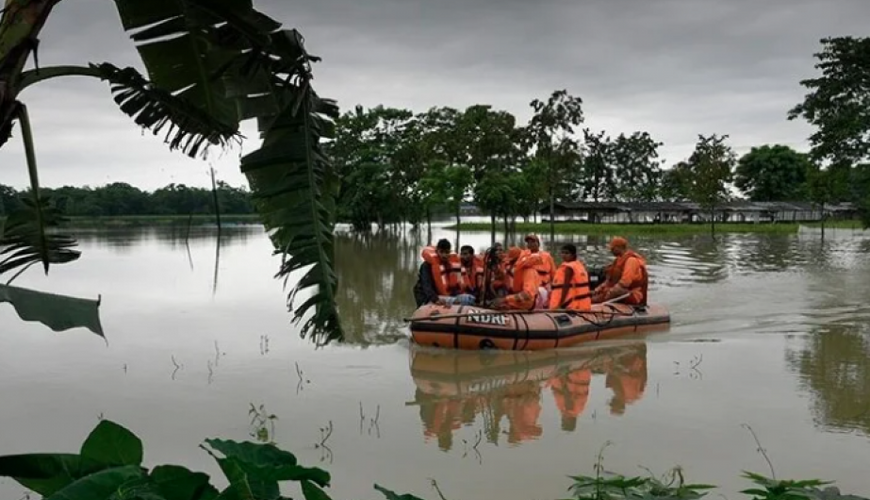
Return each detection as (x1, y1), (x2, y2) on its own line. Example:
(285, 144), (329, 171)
(540, 201), (857, 224)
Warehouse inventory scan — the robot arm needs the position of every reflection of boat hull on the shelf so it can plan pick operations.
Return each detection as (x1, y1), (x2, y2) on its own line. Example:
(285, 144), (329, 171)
(408, 303), (670, 351)
(410, 343), (646, 398)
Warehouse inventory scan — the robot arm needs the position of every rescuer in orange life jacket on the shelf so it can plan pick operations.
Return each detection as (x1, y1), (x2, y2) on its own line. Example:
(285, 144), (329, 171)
(413, 238), (477, 307)
(549, 243), (593, 311)
(591, 236), (649, 306)
(521, 234), (557, 286)
(459, 245), (485, 296)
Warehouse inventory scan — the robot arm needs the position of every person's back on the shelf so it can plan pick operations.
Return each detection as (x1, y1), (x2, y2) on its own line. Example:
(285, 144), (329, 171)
(413, 260), (439, 307)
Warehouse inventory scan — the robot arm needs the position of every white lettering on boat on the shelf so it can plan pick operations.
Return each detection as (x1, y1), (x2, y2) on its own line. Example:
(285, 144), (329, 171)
(466, 308), (509, 326)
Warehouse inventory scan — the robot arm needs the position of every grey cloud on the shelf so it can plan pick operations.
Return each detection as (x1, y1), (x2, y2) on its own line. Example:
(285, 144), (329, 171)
(1, 0), (868, 191)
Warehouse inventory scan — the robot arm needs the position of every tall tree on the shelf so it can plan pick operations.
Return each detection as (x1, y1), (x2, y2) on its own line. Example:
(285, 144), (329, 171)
(734, 145), (811, 201)
(685, 134), (737, 235)
(659, 162), (693, 202)
(611, 131), (664, 203)
(788, 37), (870, 167)
(0, 1), (342, 342)
(526, 90), (584, 241)
(578, 128), (614, 202)
(788, 36), (870, 227)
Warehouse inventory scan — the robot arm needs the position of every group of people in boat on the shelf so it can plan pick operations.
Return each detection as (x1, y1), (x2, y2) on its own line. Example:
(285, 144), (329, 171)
(413, 234), (648, 312)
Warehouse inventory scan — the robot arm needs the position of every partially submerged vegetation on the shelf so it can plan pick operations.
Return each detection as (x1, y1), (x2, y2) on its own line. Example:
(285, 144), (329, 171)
(0, 419), (865, 500)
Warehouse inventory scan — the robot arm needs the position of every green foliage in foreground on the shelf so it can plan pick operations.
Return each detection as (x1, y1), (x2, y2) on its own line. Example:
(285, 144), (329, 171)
(0, 419), (866, 500)
(452, 220), (864, 235)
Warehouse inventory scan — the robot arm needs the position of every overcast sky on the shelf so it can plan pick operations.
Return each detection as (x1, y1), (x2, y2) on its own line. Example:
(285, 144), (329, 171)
(1, 0), (868, 191)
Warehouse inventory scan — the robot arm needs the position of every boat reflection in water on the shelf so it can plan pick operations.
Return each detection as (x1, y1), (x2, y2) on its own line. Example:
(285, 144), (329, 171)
(406, 342), (647, 450)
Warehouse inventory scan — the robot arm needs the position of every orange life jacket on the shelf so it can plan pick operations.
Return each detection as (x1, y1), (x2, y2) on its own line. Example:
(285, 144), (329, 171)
(512, 253), (546, 293)
(549, 260), (592, 310)
(460, 256), (485, 294)
(521, 249), (556, 286)
(421, 246), (462, 296)
(604, 250), (649, 306)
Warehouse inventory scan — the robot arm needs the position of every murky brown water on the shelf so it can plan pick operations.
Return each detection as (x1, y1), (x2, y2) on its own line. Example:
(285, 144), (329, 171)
(1, 223), (869, 499)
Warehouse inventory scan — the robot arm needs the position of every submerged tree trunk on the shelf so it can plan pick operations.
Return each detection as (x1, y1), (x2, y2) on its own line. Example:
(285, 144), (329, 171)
(490, 214), (496, 245)
(710, 204), (716, 237)
(426, 206), (432, 244)
(549, 187), (555, 244)
(821, 202), (826, 241)
(455, 204), (461, 249)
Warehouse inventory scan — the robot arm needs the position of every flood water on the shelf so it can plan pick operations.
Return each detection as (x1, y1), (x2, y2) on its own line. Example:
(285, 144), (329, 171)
(2, 223), (870, 499)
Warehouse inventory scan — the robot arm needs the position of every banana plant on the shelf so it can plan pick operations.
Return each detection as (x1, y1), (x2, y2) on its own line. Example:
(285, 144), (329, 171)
(0, 0), (343, 343)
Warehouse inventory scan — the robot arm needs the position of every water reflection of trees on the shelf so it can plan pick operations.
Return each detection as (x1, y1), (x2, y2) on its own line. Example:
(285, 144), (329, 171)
(70, 225), (259, 250)
(786, 321), (870, 435)
(334, 231), (420, 345)
(406, 343), (648, 450)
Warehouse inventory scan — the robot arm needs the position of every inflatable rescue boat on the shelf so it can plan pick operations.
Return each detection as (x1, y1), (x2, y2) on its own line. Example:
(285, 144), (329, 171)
(407, 302), (670, 351)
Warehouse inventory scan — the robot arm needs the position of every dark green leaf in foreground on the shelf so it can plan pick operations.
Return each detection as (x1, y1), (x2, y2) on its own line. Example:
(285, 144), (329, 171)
(203, 439), (330, 487)
(0, 284), (104, 337)
(374, 484), (428, 500)
(44, 464), (144, 500)
(81, 420), (144, 467)
(301, 480), (333, 500)
(149, 465), (220, 500)
(0, 453), (109, 497)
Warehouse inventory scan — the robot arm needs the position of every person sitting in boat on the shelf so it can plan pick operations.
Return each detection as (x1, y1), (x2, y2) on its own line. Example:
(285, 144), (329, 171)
(413, 239), (476, 307)
(549, 243), (593, 311)
(477, 243), (506, 301)
(490, 252), (548, 311)
(522, 234), (557, 286)
(492, 246), (521, 296)
(459, 245), (484, 296)
(591, 237), (648, 306)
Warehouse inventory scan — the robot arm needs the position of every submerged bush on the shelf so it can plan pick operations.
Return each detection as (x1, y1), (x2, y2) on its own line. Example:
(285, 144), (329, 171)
(0, 419), (865, 500)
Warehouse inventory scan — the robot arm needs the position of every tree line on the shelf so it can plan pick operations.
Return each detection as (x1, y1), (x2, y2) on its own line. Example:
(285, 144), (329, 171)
(327, 39), (870, 237)
(0, 181), (254, 217)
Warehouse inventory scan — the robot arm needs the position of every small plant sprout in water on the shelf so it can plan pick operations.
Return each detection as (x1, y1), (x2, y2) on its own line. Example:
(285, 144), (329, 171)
(295, 361), (311, 393)
(248, 403), (278, 444)
(314, 420), (334, 463)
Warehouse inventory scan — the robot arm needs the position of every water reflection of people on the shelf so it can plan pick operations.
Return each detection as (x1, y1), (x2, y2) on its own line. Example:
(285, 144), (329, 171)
(407, 343), (648, 450)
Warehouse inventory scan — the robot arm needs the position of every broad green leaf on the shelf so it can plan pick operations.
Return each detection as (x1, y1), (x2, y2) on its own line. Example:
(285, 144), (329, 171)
(373, 484), (428, 500)
(301, 480), (332, 500)
(203, 439), (330, 487)
(0, 284), (104, 337)
(45, 465), (144, 500)
(213, 458), (272, 500)
(81, 420), (144, 467)
(0, 453), (108, 496)
(150, 465), (219, 500)
(204, 440), (298, 468)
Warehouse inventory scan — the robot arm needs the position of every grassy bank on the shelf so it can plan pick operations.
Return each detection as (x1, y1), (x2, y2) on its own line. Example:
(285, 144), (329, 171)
(451, 220), (865, 235)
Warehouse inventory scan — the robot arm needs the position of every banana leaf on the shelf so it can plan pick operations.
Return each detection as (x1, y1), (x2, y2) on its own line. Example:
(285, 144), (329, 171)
(0, 284), (104, 338)
(111, 0), (343, 343)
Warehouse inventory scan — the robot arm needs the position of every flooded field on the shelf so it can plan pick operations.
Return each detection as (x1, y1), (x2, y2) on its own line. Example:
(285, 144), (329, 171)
(1, 224), (869, 499)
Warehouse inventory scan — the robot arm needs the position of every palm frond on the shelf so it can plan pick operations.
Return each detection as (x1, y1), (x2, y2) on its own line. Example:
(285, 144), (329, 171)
(112, 0), (344, 343)
(242, 86), (342, 344)
(0, 195), (80, 278)
(90, 62), (242, 158)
